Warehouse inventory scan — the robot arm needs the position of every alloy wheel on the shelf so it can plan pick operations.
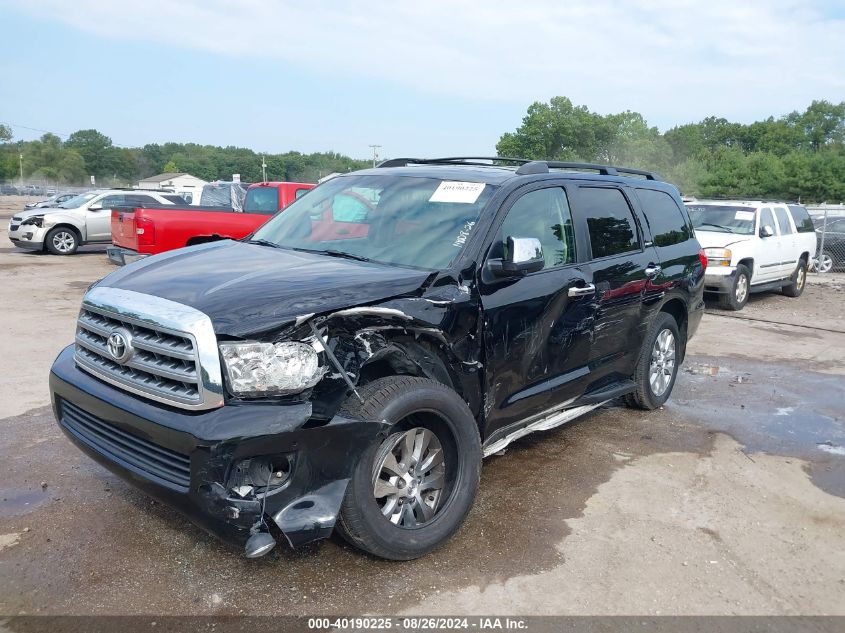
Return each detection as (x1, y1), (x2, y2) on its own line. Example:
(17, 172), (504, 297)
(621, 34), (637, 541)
(52, 231), (75, 253)
(735, 274), (748, 303)
(648, 329), (676, 397)
(372, 427), (446, 528)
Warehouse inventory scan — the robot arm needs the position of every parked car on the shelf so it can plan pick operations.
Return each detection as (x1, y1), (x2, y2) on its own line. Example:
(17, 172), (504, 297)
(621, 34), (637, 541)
(685, 199), (817, 310)
(24, 192), (78, 209)
(813, 216), (845, 273)
(50, 158), (705, 560)
(8, 189), (181, 255)
(107, 182), (315, 265)
(0, 184), (20, 195)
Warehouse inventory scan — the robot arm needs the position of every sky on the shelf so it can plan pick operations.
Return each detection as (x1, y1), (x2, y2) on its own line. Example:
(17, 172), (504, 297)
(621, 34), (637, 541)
(1, 0), (844, 160)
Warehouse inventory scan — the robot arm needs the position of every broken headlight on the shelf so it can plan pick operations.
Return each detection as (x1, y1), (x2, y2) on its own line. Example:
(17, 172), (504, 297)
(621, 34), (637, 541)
(219, 341), (325, 397)
(21, 215), (44, 227)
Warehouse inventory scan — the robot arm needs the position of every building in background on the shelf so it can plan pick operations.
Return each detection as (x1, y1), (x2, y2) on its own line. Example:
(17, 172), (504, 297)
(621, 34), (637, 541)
(137, 173), (207, 204)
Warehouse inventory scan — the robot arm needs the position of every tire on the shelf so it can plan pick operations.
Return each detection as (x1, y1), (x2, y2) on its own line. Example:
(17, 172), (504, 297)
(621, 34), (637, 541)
(782, 258), (807, 298)
(718, 263), (750, 311)
(335, 376), (481, 560)
(625, 312), (681, 410)
(45, 227), (79, 255)
(815, 251), (834, 274)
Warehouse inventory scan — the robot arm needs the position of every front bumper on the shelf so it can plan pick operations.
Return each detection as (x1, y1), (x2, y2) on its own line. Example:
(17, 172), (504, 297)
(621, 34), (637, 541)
(106, 246), (149, 266)
(703, 265), (736, 294)
(8, 221), (47, 250)
(49, 345), (383, 551)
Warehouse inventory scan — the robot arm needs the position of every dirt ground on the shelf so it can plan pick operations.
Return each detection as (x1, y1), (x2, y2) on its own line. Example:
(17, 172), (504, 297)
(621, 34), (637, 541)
(0, 196), (843, 616)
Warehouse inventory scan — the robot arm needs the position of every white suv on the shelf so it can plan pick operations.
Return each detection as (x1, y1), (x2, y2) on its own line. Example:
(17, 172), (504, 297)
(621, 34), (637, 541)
(8, 189), (184, 255)
(685, 199), (817, 310)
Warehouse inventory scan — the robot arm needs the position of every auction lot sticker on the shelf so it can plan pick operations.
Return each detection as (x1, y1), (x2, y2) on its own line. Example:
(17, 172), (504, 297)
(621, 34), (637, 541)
(430, 181), (486, 204)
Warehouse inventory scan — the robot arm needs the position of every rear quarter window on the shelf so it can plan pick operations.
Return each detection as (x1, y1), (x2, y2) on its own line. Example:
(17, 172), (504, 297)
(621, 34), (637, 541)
(787, 205), (815, 233)
(575, 187), (641, 259)
(636, 188), (692, 247)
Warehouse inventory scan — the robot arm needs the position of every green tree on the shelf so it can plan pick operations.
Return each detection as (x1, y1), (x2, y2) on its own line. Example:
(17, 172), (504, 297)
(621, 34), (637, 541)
(0, 124), (12, 143)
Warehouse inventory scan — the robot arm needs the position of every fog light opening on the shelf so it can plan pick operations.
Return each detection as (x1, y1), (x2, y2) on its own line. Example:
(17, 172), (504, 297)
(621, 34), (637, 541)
(227, 455), (293, 500)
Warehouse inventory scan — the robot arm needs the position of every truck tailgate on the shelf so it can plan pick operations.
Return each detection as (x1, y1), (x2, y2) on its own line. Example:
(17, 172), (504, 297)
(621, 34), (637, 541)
(111, 208), (139, 250)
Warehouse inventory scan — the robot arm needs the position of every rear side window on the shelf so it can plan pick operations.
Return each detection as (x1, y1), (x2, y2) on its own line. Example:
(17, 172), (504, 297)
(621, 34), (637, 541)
(162, 195), (187, 204)
(773, 207), (794, 235)
(636, 188), (691, 247)
(787, 205), (814, 233)
(126, 194), (158, 206)
(576, 187), (640, 258)
(295, 188), (310, 199)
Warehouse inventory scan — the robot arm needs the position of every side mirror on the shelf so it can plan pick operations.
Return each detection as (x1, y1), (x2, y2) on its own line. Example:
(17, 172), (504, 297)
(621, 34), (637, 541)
(489, 236), (545, 277)
(88, 205), (104, 211)
(760, 225), (774, 238)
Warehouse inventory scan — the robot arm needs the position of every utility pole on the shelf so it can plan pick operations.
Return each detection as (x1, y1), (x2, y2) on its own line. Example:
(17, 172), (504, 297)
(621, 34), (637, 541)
(261, 154), (267, 182)
(19, 153), (23, 184)
(368, 144), (381, 168)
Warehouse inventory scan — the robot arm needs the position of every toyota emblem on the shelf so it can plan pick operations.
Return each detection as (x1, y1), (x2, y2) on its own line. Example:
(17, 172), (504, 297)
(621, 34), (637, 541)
(107, 329), (134, 364)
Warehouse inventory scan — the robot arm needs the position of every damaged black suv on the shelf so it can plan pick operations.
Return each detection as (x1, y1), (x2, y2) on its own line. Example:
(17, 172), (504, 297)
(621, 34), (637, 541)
(49, 157), (705, 560)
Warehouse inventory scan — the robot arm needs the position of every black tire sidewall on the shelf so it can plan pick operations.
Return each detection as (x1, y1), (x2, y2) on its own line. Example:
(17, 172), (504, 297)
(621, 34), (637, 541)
(342, 380), (481, 559)
(639, 313), (681, 409)
(45, 227), (78, 255)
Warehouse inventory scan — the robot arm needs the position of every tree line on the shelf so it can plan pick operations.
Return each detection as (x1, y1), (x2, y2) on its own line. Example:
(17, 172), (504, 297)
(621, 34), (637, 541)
(3, 98), (844, 201)
(496, 97), (845, 203)
(0, 125), (369, 186)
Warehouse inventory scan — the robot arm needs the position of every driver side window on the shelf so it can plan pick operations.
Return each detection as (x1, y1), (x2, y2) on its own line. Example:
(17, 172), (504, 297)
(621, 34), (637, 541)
(493, 187), (576, 270)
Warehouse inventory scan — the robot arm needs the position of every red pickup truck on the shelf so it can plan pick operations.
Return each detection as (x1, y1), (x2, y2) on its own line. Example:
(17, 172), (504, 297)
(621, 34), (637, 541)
(107, 181), (314, 265)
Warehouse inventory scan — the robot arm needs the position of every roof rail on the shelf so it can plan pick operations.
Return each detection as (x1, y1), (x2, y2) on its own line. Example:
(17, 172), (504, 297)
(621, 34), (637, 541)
(377, 156), (532, 168)
(516, 161), (661, 180)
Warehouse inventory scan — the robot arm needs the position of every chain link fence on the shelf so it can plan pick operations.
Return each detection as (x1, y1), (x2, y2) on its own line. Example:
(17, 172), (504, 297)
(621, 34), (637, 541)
(808, 205), (845, 273)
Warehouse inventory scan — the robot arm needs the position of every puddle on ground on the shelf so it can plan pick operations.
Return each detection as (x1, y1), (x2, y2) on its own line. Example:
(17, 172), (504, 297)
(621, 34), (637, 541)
(670, 354), (845, 498)
(0, 488), (52, 517)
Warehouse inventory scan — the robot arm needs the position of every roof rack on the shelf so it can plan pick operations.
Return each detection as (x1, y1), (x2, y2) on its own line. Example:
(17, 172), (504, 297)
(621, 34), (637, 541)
(377, 157), (532, 168)
(376, 157), (661, 181)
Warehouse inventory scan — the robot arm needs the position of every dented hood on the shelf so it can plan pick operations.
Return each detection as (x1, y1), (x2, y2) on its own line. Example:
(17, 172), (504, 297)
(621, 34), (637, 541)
(99, 240), (432, 336)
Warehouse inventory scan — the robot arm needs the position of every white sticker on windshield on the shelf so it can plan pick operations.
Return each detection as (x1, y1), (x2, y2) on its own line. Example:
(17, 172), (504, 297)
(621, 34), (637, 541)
(735, 211), (755, 221)
(429, 181), (486, 204)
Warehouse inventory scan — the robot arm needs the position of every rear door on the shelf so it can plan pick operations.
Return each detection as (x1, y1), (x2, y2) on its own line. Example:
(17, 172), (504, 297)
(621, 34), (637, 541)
(479, 183), (596, 441)
(569, 184), (655, 385)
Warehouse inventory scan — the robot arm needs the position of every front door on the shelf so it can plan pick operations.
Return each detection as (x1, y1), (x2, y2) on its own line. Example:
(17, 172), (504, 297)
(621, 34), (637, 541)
(85, 194), (124, 241)
(755, 207), (781, 283)
(479, 185), (596, 442)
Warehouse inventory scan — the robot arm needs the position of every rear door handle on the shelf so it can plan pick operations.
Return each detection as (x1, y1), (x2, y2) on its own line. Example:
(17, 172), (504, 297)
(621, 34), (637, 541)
(645, 264), (662, 278)
(568, 284), (596, 298)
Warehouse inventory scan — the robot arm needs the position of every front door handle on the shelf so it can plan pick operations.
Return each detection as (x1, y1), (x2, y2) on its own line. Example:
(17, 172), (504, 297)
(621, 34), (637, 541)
(568, 283), (596, 298)
(645, 264), (662, 278)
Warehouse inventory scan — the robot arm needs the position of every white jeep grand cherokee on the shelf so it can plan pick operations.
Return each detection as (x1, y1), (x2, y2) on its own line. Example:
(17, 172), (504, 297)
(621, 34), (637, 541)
(685, 200), (817, 310)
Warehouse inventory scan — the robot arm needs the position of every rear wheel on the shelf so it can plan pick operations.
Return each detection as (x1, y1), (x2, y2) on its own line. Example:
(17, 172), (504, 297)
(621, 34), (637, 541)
(782, 258), (807, 298)
(45, 227), (78, 255)
(718, 264), (750, 311)
(335, 376), (481, 560)
(625, 312), (681, 410)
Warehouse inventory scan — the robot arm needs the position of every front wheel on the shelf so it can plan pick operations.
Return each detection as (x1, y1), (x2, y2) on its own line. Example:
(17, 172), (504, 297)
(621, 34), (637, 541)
(718, 264), (750, 311)
(335, 376), (481, 560)
(45, 227), (79, 255)
(625, 312), (681, 410)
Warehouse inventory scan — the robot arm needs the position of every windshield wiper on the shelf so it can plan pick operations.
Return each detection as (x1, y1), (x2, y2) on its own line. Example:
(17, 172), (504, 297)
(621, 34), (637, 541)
(246, 238), (283, 248)
(698, 223), (733, 232)
(313, 249), (372, 263)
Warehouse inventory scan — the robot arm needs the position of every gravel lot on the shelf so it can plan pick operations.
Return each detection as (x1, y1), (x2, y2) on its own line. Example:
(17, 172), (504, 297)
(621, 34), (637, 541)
(0, 196), (843, 616)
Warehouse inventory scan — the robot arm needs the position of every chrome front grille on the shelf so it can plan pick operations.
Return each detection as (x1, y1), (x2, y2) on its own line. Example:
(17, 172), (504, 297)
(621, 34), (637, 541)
(73, 286), (225, 410)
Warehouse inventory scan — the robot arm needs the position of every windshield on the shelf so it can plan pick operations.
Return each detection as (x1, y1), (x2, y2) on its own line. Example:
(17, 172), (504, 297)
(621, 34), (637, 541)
(686, 204), (756, 235)
(244, 186), (278, 213)
(251, 174), (495, 270)
(58, 192), (97, 209)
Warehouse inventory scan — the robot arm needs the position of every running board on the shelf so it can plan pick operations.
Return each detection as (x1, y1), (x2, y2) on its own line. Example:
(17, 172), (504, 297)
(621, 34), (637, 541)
(482, 401), (609, 457)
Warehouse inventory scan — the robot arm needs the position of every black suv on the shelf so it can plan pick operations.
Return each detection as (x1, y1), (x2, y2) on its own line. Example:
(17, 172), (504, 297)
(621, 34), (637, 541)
(49, 158), (705, 560)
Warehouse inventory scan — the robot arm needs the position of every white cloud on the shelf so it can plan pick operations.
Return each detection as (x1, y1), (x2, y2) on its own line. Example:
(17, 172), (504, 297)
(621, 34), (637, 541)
(7, 0), (845, 127)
